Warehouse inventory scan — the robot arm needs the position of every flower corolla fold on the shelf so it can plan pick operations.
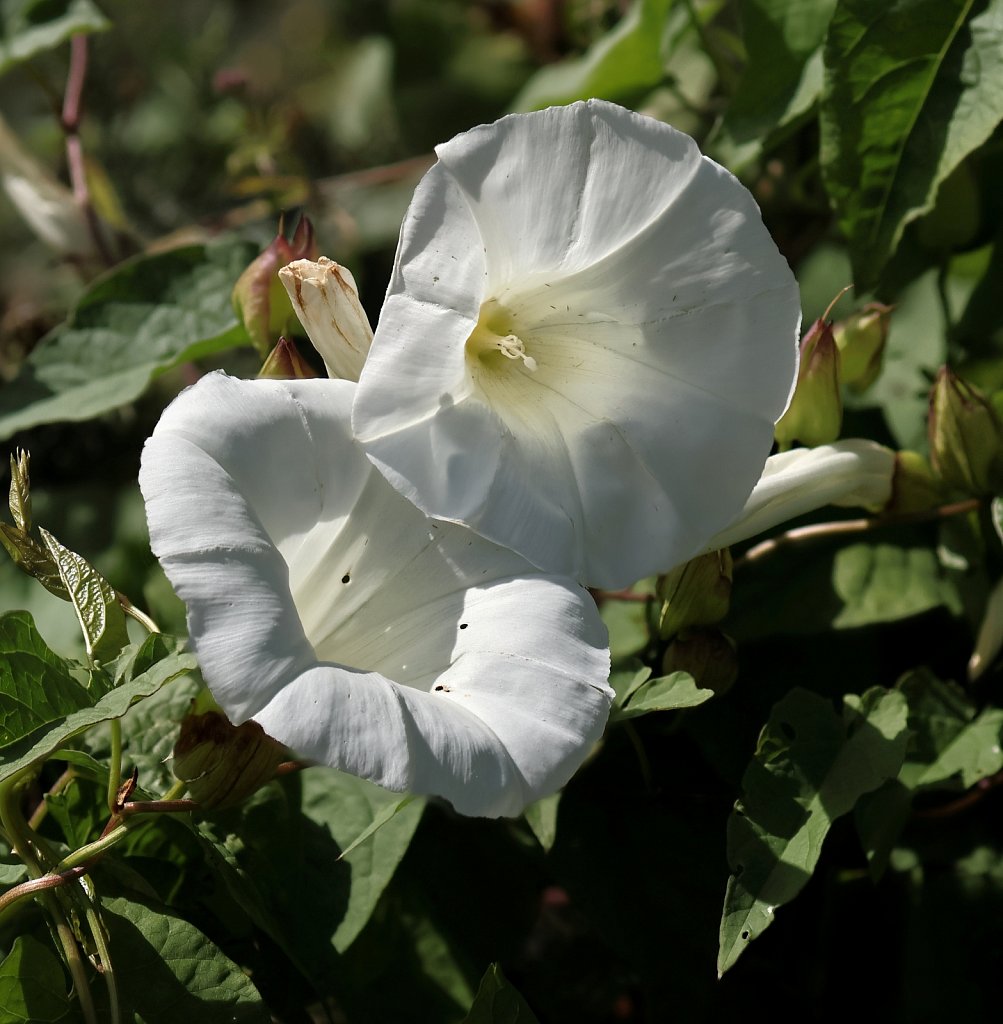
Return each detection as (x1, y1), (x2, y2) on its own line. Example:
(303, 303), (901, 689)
(352, 99), (801, 591)
(705, 439), (896, 551)
(139, 372), (612, 818)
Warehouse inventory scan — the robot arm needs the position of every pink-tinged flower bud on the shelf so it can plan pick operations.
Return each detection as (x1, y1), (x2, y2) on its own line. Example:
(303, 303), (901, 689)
(774, 316), (842, 451)
(928, 367), (1003, 496)
(661, 628), (738, 696)
(173, 707), (287, 810)
(656, 549), (732, 640)
(883, 450), (947, 514)
(257, 336), (318, 380)
(833, 302), (892, 392)
(279, 257), (372, 382)
(232, 217), (318, 358)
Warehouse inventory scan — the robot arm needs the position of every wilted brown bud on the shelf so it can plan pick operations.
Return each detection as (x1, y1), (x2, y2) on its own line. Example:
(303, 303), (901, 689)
(174, 708), (287, 810)
(661, 628), (738, 696)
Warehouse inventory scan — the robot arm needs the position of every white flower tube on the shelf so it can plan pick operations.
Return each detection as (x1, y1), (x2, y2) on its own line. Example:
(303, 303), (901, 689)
(140, 372), (611, 818)
(352, 99), (801, 590)
(706, 439), (896, 551)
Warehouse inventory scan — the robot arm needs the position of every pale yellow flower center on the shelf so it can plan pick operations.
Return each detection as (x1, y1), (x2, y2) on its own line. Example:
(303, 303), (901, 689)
(465, 301), (538, 373)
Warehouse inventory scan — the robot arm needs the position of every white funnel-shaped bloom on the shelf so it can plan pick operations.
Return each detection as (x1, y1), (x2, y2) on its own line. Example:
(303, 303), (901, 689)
(352, 100), (801, 590)
(140, 372), (611, 818)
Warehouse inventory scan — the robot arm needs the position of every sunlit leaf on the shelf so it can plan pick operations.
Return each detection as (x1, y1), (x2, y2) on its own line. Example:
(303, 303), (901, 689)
(820, 0), (1003, 289)
(611, 670), (712, 722)
(524, 791), (560, 851)
(512, 0), (676, 110)
(897, 668), (1003, 789)
(40, 528), (127, 663)
(0, 618), (195, 783)
(100, 894), (268, 1022)
(718, 686), (908, 974)
(0, 239), (256, 440)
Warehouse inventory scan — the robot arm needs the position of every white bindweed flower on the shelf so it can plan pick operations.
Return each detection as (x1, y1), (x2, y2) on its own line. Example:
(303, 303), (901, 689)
(352, 99), (801, 590)
(706, 439), (896, 551)
(279, 257), (373, 382)
(140, 372), (611, 818)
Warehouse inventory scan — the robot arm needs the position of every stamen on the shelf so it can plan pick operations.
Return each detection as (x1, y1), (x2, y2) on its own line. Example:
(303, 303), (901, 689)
(497, 334), (538, 371)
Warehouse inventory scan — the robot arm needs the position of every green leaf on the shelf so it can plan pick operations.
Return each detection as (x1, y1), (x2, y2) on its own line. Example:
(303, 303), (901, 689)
(718, 686), (908, 975)
(100, 894), (268, 1023)
(0, 525), (68, 600)
(820, 0), (1003, 289)
(720, 0), (836, 166)
(0, 609), (93, 748)
(462, 963), (540, 1024)
(39, 528), (128, 664)
(0, 934), (71, 1023)
(0, 239), (256, 440)
(512, 0), (676, 110)
(830, 542), (962, 628)
(301, 768), (425, 953)
(524, 791), (560, 851)
(611, 670), (713, 722)
(0, 0), (109, 74)
(7, 449), (29, 533)
(601, 595), (652, 662)
(897, 669), (1003, 789)
(0, 621), (195, 784)
(854, 778), (914, 880)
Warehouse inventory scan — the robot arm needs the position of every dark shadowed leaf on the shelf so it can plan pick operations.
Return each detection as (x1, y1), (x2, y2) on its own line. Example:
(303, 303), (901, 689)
(0, 934), (71, 1023)
(462, 964), (540, 1024)
(718, 686), (908, 974)
(820, 0), (1003, 289)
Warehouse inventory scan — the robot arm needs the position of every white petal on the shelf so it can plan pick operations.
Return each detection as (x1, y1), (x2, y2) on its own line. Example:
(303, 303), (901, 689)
(279, 258), (372, 381)
(140, 372), (611, 817)
(706, 439), (896, 550)
(354, 99), (800, 589)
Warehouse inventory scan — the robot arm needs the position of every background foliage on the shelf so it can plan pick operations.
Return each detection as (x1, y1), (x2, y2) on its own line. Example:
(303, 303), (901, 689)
(1, 0), (1002, 1020)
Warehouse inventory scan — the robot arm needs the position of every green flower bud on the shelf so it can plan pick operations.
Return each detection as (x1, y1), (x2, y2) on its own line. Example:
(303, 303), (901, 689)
(928, 367), (1003, 496)
(883, 450), (947, 514)
(257, 336), (318, 380)
(656, 549), (732, 640)
(173, 708), (287, 810)
(232, 217), (317, 358)
(833, 302), (892, 392)
(661, 628), (738, 696)
(774, 317), (842, 451)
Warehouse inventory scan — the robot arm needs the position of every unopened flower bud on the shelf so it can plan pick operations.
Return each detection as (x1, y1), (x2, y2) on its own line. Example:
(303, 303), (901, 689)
(969, 575), (1003, 680)
(232, 217), (318, 358)
(883, 450), (946, 515)
(258, 337), (318, 380)
(657, 549), (732, 640)
(833, 302), (892, 392)
(928, 367), (1003, 496)
(279, 257), (373, 382)
(774, 317), (842, 451)
(661, 628), (738, 696)
(173, 708), (287, 809)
